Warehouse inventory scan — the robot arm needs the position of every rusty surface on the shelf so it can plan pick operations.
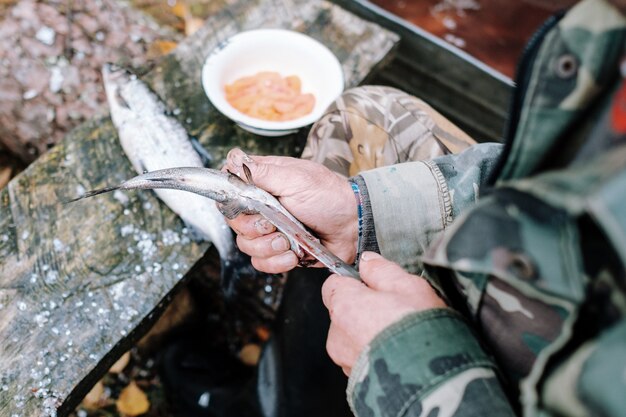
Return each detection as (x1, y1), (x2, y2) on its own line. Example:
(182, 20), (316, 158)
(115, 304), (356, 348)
(370, 0), (578, 77)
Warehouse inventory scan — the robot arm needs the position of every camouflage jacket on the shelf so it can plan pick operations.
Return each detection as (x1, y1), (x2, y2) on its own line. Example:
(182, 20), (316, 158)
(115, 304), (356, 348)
(348, 0), (626, 416)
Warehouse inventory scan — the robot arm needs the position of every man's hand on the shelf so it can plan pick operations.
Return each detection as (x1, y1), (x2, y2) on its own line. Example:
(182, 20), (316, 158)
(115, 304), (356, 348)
(223, 148), (359, 274)
(322, 252), (447, 376)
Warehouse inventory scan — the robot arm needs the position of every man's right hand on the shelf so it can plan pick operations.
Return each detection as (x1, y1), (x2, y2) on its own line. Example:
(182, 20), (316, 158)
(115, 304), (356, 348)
(223, 148), (359, 274)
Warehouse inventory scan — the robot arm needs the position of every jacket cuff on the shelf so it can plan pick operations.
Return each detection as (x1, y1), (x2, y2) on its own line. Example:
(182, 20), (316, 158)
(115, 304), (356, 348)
(359, 161), (451, 273)
(350, 175), (380, 259)
(347, 309), (504, 417)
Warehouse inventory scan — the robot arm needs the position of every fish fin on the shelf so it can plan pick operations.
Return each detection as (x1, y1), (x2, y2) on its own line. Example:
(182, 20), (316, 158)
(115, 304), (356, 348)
(190, 137), (214, 167)
(217, 201), (247, 220)
(220, 251), (255, 298)
(226, 169), (247, 185)
(242, 164), (254, 185)
(219, 247), (274, 299)
(64, 185), (121, 203)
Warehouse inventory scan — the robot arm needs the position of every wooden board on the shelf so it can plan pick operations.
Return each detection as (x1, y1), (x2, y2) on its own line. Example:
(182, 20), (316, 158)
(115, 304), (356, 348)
(0, 1), (399, 416)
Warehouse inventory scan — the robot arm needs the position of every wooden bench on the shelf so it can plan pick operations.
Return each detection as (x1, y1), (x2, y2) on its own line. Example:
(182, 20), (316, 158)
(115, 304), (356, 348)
(0, 0), (399, 415)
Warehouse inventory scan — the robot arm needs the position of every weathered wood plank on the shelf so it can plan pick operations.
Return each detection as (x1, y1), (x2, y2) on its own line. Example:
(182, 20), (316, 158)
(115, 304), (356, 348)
(0, 1), (398, 416)
(0, 119), (206, 416)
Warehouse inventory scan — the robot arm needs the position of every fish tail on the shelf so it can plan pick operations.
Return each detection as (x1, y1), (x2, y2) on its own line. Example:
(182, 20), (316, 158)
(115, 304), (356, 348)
(64, 185), (121, 204)
(219, 251), (259, 298)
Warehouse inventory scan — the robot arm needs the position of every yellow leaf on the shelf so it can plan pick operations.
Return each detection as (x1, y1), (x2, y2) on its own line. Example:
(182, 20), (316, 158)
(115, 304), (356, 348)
(171, 1), (190, 19)
(0, 166), (11, 189)
(185, 17), (204, 36)
(154, 40), (178, 54)
(146, 40), (179, 59)
(116, 381), (150, 416)
(109, 351), (131, 374)
(239, 343), (262, 366)
(81, 380), (105, 409)
(255, 325), (271, 342)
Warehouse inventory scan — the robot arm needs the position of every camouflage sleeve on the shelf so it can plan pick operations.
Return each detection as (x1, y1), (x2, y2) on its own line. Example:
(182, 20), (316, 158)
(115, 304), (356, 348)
(542, 318), (626, 417)
(353, 142), (502, 272)
(347, 308), (516, 417)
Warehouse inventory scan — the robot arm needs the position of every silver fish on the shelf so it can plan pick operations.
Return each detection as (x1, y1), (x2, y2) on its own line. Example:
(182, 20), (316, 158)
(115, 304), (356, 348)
(102, 64), (253, 291)
(73, 166), (361, 280)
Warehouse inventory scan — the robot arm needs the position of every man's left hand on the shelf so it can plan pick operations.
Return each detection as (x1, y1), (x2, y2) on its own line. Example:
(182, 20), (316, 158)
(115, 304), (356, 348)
(322, 251), (447, 376)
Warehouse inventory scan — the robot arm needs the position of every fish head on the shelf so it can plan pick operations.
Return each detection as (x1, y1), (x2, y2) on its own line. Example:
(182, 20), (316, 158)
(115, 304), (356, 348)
(102, 63), (134, 88)
(102, 63), (140, 122)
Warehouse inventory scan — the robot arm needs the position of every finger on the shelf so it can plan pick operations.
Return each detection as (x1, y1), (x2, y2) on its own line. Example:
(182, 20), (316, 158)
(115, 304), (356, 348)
(321, 274), (339, 311)
(225, 149), (302, 196)
(244, 154), (302, 167)
(251, 251), (299, 274)
(225, 147), (256, 169)
(326, 324), (359, 369)
(358, 251), (420, 293)
(226, 148), (301, 169)
(321, 274), (369, 314)
(236, 232), (290, 258)
(224, 213), (276, 238)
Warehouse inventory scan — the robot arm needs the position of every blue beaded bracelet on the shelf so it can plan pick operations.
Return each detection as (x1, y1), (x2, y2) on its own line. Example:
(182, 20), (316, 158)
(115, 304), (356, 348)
(350, 182), (363, 266)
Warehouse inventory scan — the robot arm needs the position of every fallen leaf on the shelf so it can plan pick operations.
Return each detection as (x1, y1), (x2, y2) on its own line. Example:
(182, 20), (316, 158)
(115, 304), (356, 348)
(81, 380), (105, 409)
(146, 40), (178, 59)
(255, 325), (271, 342)
(239, 343), (262, 366)
(109, 351), (131, 374)
(169, 0), (204, 36)
(116, 381), (150, 416)
(0, 166), (11, 189)
(185, 17), (204, 36)
(171, 1), (190, 19)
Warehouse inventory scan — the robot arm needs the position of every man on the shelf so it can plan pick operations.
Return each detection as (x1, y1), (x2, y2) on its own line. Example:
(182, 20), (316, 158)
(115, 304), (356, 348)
(225, 0), (626, 415)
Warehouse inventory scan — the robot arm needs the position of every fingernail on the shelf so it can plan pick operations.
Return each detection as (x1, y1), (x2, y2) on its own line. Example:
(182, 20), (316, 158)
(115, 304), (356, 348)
(271, 235), (289, 251)
(226, 148), (255, 168)
(360, 251), (378, 262)
(255, 219), (275, 234)
(226, 148), (244, 167)
(276, 251), (297, 268)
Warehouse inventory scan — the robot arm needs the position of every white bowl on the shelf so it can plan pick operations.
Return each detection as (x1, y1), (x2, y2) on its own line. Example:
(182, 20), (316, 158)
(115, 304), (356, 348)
(201, 29), (345, 136)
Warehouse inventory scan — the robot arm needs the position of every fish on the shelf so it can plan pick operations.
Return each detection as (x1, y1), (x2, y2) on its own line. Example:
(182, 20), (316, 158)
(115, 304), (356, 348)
(101, 63), (255, 293)
(72, 166), (361, 281)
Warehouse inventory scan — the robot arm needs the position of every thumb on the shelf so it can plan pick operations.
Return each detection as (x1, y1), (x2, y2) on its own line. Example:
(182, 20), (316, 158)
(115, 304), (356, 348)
(359, 251), (413, 292)
(225, 148), (298, 197)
